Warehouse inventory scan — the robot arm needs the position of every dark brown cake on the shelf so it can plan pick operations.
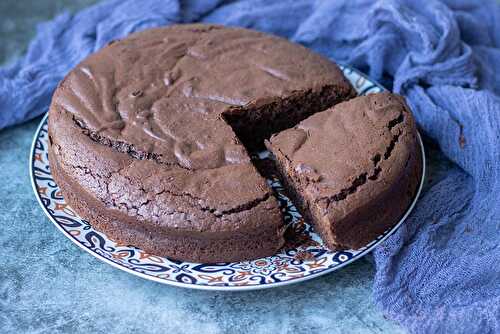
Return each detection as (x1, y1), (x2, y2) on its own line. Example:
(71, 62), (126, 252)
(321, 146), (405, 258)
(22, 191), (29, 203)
(266, 92), (422, 250)
(48, 24), (356, 262)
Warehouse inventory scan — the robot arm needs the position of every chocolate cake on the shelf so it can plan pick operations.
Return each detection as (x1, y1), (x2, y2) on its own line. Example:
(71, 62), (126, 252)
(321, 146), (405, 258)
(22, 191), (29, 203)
(47, 24), (356, 262)
(266, 92), (422, 250)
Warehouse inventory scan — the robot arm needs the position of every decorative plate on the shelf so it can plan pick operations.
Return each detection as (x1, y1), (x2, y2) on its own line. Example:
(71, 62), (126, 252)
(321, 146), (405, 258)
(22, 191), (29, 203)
(30, 65), (425, 291)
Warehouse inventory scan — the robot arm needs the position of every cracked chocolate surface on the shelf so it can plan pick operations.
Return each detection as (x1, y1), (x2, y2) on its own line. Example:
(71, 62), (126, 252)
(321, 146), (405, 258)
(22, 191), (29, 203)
(54, 23), (353, 170)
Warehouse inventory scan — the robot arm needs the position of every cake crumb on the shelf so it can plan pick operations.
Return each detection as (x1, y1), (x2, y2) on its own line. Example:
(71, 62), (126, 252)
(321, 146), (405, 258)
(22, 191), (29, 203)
(294, 250), (315, 261)
(283, 219), (320, 250)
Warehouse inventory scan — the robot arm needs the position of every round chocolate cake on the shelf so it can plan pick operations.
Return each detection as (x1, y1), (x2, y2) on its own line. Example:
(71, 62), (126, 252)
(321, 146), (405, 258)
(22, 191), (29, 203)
(48, 24), (357, 262)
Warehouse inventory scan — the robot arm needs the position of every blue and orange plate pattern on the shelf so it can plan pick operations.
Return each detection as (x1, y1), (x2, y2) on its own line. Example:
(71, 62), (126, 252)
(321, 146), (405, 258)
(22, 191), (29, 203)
(30, 65), (425, 291)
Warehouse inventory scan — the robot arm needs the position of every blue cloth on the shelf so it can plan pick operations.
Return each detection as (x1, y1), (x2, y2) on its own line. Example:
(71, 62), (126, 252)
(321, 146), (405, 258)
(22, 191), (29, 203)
(1, 1), (499, 333)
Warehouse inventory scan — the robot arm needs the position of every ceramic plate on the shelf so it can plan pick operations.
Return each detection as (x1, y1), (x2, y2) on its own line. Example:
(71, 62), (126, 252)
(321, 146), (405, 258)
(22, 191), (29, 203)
(30, 65), (425, 291)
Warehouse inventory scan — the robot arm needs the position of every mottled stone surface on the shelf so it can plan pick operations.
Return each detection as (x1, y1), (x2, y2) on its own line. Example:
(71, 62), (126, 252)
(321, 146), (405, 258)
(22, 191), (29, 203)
(0, 1), (452, 333)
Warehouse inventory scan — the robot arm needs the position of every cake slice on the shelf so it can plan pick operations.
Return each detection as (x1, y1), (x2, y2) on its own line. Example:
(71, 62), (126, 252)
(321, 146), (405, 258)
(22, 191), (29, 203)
(266, 92), (422, 250)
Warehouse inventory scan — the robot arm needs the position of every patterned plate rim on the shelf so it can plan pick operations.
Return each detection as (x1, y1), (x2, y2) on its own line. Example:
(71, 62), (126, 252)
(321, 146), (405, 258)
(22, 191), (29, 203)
(30, 65), (426, 291)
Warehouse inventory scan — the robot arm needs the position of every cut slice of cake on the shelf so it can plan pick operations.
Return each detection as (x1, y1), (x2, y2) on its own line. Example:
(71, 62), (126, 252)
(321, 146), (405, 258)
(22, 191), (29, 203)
(266, 92), (422, 250)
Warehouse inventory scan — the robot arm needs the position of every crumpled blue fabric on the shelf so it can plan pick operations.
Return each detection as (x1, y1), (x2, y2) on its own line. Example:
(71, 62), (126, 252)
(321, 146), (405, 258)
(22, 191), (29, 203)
(1, 1), (499, 333)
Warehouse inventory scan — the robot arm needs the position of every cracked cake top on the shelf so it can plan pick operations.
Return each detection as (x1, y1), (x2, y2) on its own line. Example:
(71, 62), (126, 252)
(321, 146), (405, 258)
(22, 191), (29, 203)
(52, 23), (352, 170)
